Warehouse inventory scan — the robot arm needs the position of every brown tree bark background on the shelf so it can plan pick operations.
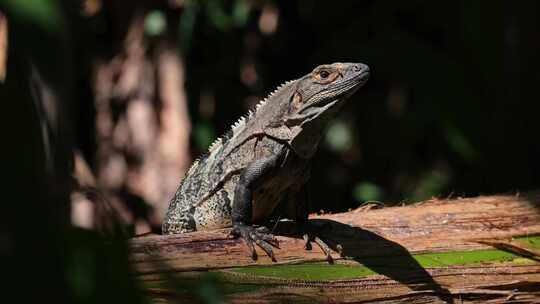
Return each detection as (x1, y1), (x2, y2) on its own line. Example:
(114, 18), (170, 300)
(72, 2), (191, 234)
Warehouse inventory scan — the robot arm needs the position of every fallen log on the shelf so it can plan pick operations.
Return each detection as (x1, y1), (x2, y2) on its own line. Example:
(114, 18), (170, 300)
(130, 192), (540, 303)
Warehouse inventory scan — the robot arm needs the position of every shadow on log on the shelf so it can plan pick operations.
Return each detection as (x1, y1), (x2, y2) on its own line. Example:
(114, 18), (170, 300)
(308, 220), (453, 301)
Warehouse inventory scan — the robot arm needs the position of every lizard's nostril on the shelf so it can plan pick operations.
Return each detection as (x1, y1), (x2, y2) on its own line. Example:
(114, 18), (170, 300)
(353, 63), (369, 73)
(352, 64), (363, 72)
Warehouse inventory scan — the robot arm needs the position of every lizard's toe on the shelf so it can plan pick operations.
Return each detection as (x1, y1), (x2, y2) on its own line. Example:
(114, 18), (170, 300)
(299, 222), (340, 263)
(302, 233), (312, 250)
(232, 224), (279, 261)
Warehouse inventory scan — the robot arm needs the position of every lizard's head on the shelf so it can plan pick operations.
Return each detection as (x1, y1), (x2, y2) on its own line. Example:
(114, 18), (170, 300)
(267, 62), (369, 158)
(289, 62), (370, 120)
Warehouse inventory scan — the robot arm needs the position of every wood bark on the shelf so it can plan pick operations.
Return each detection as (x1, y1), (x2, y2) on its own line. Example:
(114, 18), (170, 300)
(130, 192), (540, 303)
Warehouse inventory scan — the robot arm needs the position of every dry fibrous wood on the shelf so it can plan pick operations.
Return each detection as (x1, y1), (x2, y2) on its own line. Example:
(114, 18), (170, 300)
(131, 192), (540, 272)
(130, 192), (540, 303)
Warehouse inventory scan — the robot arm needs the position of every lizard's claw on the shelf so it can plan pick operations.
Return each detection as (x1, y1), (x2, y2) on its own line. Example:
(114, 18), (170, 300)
(300, 222), (342, 263)
(232, 224), (279, 261)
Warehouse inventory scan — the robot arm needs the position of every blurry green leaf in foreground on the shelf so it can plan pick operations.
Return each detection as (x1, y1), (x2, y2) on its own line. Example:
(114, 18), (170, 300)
(66, 245), (96, 302)
(325, 120), (352, 152)
(353, 182), (383, 202)
(1, 0), (64, 33)
(193, 121), (216, 151)
(194, 273), (225, 304)
(144, 10), (166, 36)
(65, 228), (145, 304)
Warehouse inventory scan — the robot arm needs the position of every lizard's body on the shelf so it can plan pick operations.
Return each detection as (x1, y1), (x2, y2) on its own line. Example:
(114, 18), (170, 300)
(163, 62), (370, 259)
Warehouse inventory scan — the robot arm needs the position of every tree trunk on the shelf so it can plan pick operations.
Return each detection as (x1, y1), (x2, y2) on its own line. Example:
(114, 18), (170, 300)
(130, 192), (540, 303)
(86, 2), (191, 234)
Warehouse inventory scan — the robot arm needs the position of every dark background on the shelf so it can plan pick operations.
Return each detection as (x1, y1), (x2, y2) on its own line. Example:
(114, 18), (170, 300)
(187, 1), (540, 209)
(2, 0), (539, 303)
(183, 1), (540, 206)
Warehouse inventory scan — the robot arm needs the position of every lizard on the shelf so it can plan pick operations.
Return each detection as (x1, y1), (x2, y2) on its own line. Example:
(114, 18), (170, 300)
(162, 62), (370, 261)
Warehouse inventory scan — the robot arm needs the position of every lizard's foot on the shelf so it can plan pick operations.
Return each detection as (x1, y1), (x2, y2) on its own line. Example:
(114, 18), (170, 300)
(231, 223), (280, 261)
(299, 221), (342, 263)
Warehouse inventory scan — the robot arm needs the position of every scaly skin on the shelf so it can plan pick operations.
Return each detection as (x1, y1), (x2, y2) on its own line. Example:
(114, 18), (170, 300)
(163, 62), (370, 260)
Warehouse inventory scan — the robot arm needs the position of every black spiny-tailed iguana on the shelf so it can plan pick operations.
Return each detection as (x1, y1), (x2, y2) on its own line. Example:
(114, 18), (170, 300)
(162, 62), (370, 260)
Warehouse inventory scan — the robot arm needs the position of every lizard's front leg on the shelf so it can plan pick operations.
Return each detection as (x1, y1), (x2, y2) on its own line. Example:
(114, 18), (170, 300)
(231, 153), (283, 261)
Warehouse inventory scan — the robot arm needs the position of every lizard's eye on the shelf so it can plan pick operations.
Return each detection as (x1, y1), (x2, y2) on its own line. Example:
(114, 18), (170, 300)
(319, 70), (330, 79)
(314, 68), (338, 82)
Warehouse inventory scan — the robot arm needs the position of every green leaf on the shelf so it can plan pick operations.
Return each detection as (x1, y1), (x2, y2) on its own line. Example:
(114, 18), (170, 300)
(230, 248), (529, 281)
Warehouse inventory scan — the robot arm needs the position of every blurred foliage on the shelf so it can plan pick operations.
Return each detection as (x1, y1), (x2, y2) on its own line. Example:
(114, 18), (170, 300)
(64, 229), (146, 304)
(179, 0), (251, 51)
(325, 120), (353, 152)
(1, 0), (64, 33)
(410, 169), (451, 202)
(144, 10), (166, 36)
(193, 120), (217, 151)
(353, 182), (384, 203)
(2, 0), (540, 303)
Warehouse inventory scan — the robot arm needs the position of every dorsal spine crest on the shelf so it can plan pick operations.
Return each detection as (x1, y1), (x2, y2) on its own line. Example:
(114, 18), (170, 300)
(205, 79), (294, 155)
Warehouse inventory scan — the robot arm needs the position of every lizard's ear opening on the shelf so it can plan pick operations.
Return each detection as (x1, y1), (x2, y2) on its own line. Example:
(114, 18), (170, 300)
(292, 91), (302, 104)
(288, 91), (303, 113)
